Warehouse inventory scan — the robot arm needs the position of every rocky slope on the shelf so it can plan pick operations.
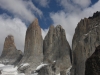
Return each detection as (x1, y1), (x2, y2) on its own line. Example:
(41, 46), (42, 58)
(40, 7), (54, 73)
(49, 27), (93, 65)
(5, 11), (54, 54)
(18, 19), (43, 74)
(40, 25), (72, 75)
(0, 35), (23, 65)
(71, 11), (100, 75)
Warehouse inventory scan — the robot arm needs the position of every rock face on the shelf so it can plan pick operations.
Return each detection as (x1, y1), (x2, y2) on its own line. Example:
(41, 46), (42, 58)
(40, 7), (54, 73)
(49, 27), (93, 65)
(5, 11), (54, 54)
(85, 46), (100, 75)
(0, 35), (23, 65)
(38, 66), (54, 75)
(71, 11), (100, 75)
(19, 19), (43, 74)
(42, 25), (72, 75)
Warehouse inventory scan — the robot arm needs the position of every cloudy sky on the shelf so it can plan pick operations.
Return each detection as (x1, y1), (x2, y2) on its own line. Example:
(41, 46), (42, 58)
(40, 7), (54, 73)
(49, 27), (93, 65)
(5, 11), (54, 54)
(0, 0), (99, 54)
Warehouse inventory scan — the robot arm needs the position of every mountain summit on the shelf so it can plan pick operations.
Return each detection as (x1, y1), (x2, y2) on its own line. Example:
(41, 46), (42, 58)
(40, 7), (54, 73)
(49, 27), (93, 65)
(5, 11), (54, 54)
(18, 18), (43, 74)
(0, 35), (23, 65)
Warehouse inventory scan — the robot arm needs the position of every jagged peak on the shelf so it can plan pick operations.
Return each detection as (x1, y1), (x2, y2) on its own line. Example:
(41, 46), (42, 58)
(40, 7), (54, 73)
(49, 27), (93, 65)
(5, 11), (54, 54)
(6, 34), (14, 40)
(32, 18), (38, 24)
(55, 25), (62, 29)
(28, 18), (40, 29)
(89, 11), (100, 19)
(77, 11), (100, 26)
(5, 35), (15, 44)
(55, 25), (65, 33)
(7, 34), (13, 37)
(4, 34), (16, 48)
(48, 25), (65, 33)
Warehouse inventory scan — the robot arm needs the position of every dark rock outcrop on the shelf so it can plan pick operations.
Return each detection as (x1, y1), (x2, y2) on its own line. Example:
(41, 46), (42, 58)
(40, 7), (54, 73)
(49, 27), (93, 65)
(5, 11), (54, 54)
(38, 66), (54, 75)
(85, 46), (100, 75)
(71, 11), (100, 75)
(0, 35), (23, 65)
(42, 25), (72, 75)
(18, 18), (43, 74)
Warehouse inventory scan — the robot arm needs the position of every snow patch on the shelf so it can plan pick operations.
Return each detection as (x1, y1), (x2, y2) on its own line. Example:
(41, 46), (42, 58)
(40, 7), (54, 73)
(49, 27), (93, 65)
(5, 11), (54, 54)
(36, 63), (48, 71)
(20, 63), (30, 67)
(0, 64), (26, 75)
(17, 73), (25, 75)
(84, 33), (88, 36)
(0, 65), (18, 75)
(53, 60), (56, 63)
(2, 59), (9, 64)
(2, 65), (17, 72)
(0, 64), (5, 67)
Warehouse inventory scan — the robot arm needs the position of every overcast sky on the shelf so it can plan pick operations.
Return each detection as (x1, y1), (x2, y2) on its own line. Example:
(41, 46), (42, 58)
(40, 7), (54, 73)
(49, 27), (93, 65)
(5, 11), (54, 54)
(0, 0), (99, 54)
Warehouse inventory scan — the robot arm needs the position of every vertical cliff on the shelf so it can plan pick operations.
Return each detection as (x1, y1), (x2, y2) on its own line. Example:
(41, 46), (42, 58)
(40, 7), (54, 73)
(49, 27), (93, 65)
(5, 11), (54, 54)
(42, 25), (72, 75)
(71, 11), (100, 75)
(19, 18), (43, 74)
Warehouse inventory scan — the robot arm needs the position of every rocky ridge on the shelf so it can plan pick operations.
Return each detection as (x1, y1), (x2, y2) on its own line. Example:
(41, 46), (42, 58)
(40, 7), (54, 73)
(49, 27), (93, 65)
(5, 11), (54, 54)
(71, 11), (100, 75)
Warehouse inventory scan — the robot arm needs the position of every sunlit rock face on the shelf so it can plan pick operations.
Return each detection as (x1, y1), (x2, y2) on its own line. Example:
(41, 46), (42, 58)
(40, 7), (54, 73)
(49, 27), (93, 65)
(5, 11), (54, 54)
(71, 11), (100, 75)
(19, 18), (43, 74)
(42, 25), (72, 75)
(0, 35), (23, 65)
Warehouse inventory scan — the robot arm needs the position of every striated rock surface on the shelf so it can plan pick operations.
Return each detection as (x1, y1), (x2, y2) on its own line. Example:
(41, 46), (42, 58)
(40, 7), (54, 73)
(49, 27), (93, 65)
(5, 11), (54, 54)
(42, 25), (72, 75)
(71, 11), (100, 75)
(0, 35), (23, 65)
(18, 18), (43, 74)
